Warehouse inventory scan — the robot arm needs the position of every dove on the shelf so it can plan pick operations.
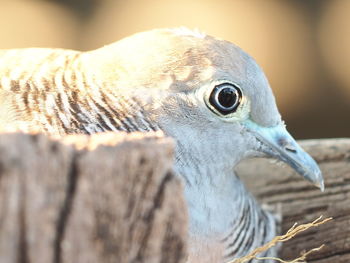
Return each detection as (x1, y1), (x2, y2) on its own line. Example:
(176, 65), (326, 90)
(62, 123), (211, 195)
(0, 28), (323, 262)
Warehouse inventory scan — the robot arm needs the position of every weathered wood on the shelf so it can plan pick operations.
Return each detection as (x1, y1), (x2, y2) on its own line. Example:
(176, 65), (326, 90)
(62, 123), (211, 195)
(1, 132), (348, 262)
(0, 133), (74, 263)
(0, 132), (187, 263)
(238, 138), (350, 263)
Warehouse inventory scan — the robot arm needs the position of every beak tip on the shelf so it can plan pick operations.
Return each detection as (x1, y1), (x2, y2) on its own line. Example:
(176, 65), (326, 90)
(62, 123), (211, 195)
(317, 179), (325, 192)
(312, 170), (325, 192)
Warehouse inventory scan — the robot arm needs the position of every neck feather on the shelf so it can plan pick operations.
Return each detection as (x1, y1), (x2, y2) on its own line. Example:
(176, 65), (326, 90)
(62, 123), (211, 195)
(174, 148), (278, 261)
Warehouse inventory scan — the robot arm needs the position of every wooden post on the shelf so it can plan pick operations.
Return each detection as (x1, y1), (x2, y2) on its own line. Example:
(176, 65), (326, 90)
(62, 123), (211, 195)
(0, 132), (187, 263)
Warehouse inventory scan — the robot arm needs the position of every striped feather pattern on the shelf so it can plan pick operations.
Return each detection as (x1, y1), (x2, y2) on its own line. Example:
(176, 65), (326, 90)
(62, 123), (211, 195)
(0, 48), (159, 135)
(222, 196), (278, 262)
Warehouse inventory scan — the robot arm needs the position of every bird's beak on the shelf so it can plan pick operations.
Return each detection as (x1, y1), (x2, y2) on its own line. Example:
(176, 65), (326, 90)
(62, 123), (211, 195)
(243, 119), (324, 191)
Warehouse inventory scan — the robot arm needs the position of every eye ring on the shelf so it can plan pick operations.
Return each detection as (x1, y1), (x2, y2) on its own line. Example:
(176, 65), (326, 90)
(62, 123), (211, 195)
(207, 83), (243, 115)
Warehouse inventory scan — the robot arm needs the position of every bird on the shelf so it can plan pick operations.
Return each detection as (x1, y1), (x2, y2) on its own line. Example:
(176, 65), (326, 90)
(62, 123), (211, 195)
(0, 28), (323, 262)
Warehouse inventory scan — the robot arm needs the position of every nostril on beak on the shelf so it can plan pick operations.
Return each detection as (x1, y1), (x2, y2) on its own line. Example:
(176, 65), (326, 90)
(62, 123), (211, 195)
(278, 138), (297, 153)
(285, 144), (297, 153)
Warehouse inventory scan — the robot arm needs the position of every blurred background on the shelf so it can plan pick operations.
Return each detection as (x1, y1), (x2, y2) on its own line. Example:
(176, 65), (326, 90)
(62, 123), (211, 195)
(0, 0), (349, 139)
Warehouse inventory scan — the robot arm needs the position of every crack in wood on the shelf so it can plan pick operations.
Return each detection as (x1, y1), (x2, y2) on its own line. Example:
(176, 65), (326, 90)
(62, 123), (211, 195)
(18, 173), (28, 263)
(132, 171), (174, 263)
(53, 152), (80, 263)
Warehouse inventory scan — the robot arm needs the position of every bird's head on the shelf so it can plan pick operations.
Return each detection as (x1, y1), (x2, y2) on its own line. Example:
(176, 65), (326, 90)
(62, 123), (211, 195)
(88, 28), (323, 190)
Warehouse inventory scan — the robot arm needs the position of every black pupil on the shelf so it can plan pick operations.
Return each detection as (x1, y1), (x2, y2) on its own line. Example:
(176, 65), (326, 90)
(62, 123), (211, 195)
(208, 83), (241, 115)
(218, 88), (236, 108)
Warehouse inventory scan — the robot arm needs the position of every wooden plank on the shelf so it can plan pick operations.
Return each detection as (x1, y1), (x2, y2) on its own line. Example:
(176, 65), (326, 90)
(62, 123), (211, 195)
(238, 138), (350, 262)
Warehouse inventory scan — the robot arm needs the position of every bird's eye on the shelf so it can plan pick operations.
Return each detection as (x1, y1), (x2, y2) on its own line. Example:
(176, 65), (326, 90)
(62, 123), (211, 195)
(208, 83), (242, 115)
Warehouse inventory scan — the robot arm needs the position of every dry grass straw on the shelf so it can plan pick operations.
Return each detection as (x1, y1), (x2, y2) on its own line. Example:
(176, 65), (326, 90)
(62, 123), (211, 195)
(230, 216), (332, 263)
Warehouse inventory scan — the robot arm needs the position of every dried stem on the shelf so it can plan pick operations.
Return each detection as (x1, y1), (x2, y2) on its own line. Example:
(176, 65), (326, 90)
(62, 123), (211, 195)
(230, 216), (332, 263)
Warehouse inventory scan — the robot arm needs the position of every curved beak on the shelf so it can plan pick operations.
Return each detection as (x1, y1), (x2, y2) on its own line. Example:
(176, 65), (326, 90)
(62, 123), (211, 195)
(243, 119), (324, 191)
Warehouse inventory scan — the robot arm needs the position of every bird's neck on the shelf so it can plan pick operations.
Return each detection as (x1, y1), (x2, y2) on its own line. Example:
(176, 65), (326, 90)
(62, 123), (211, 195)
(174, 146), (278, 261)
(175, 156), (249, 237)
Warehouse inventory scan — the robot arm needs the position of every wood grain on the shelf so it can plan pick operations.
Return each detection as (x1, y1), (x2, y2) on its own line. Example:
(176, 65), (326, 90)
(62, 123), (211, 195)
(0, 132), (348, 262)
(238, 138), (350, 263)
(0, 132), (187, 263)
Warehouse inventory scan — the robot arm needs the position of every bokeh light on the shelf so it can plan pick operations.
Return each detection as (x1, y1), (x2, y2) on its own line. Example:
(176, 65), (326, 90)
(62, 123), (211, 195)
(0, 0), (78, 49)
(318, 0), (350, 99)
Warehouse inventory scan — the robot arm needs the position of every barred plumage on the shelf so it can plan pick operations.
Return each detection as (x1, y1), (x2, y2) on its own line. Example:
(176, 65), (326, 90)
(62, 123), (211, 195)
(0, 28), (322, 263)
(0, 48), (158, 135)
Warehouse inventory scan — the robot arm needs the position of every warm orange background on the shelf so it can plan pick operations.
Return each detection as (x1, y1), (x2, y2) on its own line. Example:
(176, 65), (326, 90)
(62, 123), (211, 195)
(0, 0), (349, 139)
